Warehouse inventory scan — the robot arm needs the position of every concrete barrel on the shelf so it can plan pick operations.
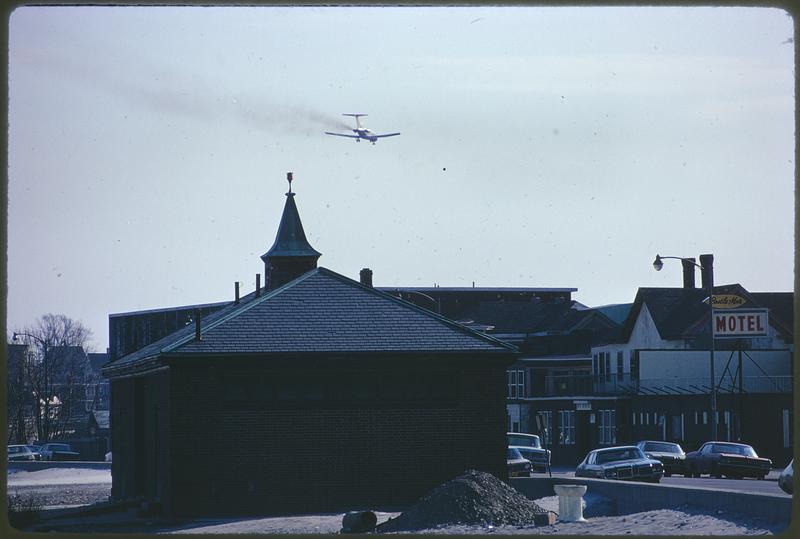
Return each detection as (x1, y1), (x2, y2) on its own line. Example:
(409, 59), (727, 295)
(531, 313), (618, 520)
(554, 484), (587, 522)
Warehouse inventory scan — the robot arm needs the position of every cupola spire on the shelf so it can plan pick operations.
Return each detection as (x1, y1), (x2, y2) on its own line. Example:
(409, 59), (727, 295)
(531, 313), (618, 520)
(261, 172), (321, 290)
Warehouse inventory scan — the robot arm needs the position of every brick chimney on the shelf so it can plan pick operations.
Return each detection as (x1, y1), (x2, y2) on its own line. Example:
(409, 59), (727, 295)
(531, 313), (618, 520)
(681, 258), (696, 288)
(359, 268), (373, 287)
(699, 254), (714, 290)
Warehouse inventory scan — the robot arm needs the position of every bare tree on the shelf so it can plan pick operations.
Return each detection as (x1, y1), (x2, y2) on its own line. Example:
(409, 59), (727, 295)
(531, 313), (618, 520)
(11, 314), (93, 442)
(6, 343), (32, 444)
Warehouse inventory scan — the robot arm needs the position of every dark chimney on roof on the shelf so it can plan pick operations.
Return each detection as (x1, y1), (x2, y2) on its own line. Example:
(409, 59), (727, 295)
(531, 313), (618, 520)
(256, 274), (261, 297)
(194, 309), (202, 341)
(681, 258), (696, 288)
(360, 268), (373, 287)
(235, 281), (240, 304)
(699, 254), (714, 290)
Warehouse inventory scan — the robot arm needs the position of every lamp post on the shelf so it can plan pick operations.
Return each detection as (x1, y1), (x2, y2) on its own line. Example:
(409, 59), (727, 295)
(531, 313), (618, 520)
(652, 254), (717, 440)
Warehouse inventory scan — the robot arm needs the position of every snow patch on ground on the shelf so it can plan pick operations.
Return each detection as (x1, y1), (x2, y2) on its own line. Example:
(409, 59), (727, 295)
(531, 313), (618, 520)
(7, 468), (111, 486)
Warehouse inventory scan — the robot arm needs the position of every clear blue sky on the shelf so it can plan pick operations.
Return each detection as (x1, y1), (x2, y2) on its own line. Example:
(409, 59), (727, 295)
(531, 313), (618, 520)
(8, 6), (795, 351)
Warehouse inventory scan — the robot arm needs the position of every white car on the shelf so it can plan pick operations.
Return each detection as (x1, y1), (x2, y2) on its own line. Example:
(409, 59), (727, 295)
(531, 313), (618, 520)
(778, 459), (792, 494)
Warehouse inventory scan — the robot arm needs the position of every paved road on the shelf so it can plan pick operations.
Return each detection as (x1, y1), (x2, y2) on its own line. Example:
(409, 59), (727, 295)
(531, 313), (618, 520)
(544, 467), (790, 497)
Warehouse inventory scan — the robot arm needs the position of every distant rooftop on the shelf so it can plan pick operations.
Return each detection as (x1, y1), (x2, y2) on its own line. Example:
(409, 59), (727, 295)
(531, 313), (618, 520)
(109, 300), (231, 318)
(377, 287), (577, 293)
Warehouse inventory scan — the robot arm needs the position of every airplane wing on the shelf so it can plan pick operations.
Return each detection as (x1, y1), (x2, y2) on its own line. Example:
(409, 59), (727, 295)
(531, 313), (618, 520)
(324, 132), (360, 139)
(372, 132), (401, 138)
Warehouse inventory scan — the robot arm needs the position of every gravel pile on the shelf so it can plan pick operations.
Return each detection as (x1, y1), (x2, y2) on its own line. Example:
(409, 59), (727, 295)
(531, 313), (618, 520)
(376, 470), (550, 533)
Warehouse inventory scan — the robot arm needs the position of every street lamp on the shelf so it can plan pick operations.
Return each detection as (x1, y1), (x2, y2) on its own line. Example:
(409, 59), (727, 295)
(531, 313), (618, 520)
(652, 254), (717, 440)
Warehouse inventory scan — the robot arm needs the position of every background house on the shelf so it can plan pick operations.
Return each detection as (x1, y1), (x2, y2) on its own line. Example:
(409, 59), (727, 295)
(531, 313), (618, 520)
(589, 280), (793, 466)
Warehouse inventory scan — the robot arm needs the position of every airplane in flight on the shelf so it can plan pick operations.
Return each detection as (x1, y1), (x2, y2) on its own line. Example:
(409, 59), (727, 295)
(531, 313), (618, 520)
(324, 114), (401, 144)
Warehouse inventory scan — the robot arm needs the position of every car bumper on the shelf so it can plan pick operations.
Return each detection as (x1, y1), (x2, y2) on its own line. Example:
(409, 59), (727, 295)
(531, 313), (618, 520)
(717, 463), (770, 477)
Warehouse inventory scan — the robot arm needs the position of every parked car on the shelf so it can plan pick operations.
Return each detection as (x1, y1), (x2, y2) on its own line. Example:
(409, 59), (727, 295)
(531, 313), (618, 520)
(507, 432), (551, 473)
(683, 441), (771, 479)
(25, 445), (42, 460)
(778, 459), (793, 494)
(575, 445), (663, 483)
(8, 444), (37, 461)
(511, 445), (550, 473)
(634, 440), (686, 477)
(506, 447), (533, 477)
(39, 442), (80, 461)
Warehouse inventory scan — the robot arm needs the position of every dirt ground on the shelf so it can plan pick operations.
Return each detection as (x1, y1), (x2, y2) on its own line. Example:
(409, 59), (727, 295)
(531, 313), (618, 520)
(9, 468), (793, 535)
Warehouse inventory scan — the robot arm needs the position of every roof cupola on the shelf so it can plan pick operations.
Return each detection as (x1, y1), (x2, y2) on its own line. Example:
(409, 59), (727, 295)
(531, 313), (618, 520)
(261, 172), (322, 290)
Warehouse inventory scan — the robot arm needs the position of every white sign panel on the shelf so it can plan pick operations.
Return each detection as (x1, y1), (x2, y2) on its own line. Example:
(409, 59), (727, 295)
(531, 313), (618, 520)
(574, 400), (591, 410)
(713, 309), (769, 338)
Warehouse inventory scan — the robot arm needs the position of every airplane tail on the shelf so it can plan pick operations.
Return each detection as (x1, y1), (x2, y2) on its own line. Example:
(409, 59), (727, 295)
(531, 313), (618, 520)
(342, 113), (367, 129)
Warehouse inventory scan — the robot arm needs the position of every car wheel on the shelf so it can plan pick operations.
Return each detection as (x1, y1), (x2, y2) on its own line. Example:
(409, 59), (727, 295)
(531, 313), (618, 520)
(664, 471), (671, 477)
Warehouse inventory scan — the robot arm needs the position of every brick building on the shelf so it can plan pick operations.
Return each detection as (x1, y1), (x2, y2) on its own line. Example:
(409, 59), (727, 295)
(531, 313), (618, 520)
(102, 176), (516, 516)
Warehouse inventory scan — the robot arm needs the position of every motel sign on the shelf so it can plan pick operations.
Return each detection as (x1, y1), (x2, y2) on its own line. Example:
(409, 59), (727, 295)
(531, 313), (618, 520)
(713, 309), (769, 338)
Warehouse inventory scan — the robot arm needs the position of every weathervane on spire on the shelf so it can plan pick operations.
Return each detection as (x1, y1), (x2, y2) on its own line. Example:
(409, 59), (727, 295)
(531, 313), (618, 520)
(287, 171), (294, 194)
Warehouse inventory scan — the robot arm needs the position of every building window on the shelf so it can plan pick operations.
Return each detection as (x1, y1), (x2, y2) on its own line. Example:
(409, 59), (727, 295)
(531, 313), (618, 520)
(616, 352), (623, 381)
(598, 409), (616, 445)
(632, 412), (636, 425)
(558, 410), (575, 445)
(630, 350), (639, 381)
(605, 353), (611, 382)
(598, 354), (605, 384)
(507, 370), (525, 398)
(593, 354), (598, 381)
(703, 411), (708, 425)
(695, 411), (699, 425)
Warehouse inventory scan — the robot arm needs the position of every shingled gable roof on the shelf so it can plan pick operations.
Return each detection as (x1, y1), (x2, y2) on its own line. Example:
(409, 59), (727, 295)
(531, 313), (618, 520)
(616, 283), (793, 343)
(102, 267), (516, 377)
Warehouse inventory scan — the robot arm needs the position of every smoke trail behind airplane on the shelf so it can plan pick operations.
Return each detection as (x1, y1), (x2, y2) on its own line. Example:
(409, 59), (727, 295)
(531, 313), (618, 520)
(16, 46), (351, 136)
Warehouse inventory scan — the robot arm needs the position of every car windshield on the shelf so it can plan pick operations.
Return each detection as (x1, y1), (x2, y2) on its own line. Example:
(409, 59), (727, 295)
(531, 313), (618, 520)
(595, 448), (644, 464)
(507, 434), (541, 448)
(711, 443), (757, 457)
(643, 442), (682, 453)
(507, 448), (523, 459)
(9, 446), (22, 453)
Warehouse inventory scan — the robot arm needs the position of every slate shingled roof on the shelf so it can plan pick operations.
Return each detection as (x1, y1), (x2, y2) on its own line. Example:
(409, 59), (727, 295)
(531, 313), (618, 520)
(102, 267), (516, 377)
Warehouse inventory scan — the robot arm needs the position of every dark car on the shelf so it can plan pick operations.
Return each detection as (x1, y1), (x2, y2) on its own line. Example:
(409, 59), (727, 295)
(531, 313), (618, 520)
(576, 445), (663, 483)
(39, 442), (80, 461)
(25, 445), (42, 461)
(8, 445), (37, 461)
(506, 447), (533, 477)
(507, 432), (551, 473)
(684, 441), (771, 479)
(635, 440), (686, 477)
